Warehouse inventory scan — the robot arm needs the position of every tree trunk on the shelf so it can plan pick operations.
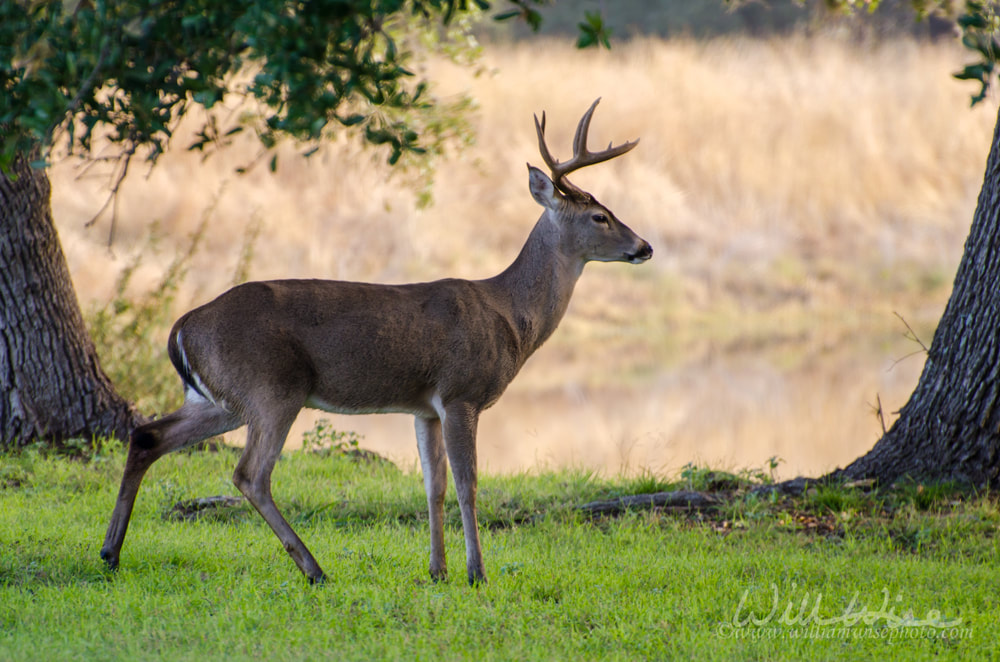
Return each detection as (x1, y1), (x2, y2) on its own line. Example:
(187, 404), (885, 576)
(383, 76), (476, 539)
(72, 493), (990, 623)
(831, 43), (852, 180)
(0, 150), (139, 447)
(836, 104), (1000, 487)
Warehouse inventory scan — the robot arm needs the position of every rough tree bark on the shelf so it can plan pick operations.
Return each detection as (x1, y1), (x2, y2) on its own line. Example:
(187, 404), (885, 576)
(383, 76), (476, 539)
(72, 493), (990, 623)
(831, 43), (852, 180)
(0, 150), (139, 447)
(836, 104), (1000, 487)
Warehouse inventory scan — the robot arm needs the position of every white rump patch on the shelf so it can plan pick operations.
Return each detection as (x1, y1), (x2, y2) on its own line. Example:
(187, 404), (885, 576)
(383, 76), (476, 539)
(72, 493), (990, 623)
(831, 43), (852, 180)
(184, 386), (211, 405)
(176, 329), (224, 409)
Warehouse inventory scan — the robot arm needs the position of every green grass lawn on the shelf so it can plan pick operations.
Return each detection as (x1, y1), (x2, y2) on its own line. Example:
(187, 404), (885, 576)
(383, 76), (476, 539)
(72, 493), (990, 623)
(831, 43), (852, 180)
(0, 442), (996, 661)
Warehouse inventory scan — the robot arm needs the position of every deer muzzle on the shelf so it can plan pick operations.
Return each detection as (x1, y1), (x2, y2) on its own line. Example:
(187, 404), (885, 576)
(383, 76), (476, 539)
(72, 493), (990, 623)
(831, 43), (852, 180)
(626, 240), (653, 264)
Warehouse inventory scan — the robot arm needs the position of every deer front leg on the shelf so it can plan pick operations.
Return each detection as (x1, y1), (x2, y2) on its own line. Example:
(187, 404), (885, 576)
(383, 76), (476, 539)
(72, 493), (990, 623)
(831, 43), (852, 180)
(233, 417), (326, 584)
(441, 402), (486, 586)
(415, 415), (448, 581)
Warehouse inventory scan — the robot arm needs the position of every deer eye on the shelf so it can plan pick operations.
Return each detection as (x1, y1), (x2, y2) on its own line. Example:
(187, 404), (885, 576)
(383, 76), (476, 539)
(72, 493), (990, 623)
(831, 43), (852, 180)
(591, 213), (609, 225)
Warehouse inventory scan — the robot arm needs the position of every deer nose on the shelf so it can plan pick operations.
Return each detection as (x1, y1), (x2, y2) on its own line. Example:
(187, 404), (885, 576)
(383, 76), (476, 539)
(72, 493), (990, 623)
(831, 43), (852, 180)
(627, 241), (653, 264)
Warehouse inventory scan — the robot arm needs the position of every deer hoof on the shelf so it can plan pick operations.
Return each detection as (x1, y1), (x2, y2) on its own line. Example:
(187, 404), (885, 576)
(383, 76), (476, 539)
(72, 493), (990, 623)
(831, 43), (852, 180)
(99, 548), (119, 571)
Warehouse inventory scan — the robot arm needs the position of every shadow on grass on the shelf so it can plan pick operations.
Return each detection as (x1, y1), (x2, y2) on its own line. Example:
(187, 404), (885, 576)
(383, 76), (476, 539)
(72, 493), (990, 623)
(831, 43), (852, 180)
(0, 544), (116, 589)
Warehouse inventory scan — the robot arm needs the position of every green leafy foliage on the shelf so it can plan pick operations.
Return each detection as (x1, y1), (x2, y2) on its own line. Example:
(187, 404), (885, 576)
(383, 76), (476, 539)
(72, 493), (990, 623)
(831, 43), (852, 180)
(954, 1), (1000, 104)
(0, 0), (490, 175)
(576, 11), (612, 50)
(492, 0), (545, 32)
(490, 0), (612, 48)
(0, 1), (608, 178)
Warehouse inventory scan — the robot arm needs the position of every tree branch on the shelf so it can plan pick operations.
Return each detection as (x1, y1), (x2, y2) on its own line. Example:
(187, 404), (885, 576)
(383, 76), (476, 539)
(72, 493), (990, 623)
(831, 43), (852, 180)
(578, 490), (720, 516)
(84, 144), (136, 247)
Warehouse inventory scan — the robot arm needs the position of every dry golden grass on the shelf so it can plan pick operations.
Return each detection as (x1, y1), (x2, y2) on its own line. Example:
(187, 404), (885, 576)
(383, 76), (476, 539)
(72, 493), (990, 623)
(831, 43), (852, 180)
(53, 35), (997, 301)
(48, 35), (1000, 476)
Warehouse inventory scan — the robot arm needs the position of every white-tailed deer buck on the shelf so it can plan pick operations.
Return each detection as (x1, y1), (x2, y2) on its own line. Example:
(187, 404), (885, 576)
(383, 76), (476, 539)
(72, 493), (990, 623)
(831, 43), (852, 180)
(100, 98), (652, 585)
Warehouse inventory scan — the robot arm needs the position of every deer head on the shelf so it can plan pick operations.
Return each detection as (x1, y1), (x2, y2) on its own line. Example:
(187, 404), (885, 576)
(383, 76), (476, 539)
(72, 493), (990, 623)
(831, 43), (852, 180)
(527, 98), (652, 265)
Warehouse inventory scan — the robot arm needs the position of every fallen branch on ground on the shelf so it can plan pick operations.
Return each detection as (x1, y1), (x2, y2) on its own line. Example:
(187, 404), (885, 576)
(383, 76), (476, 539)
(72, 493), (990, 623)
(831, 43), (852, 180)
(577, 490), (720, 516)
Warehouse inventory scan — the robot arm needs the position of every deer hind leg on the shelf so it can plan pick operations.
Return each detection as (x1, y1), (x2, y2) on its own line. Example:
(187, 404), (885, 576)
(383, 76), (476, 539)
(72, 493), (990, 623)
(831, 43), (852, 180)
(233, 405), (325, 583)
(101, 396), (240, 570)
(415, 415), (447, 581)
(440, 402), (486, 586)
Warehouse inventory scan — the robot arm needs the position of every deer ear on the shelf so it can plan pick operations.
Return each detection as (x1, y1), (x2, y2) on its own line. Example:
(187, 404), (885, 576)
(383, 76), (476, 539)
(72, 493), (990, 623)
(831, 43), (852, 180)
(527, 165), (561, 210)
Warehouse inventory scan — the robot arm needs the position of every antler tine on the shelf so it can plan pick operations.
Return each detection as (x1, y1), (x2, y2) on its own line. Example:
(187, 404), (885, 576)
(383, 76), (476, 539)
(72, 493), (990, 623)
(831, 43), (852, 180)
(533, 111), (559, 171)
(572, 98), (599, 159)
(534, 98), (639, 198)
(571, 99), (640, 166)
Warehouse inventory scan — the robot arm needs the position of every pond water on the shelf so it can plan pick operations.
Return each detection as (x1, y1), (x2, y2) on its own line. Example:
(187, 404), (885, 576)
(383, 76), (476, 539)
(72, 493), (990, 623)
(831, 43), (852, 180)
(282, 329), (927, 480)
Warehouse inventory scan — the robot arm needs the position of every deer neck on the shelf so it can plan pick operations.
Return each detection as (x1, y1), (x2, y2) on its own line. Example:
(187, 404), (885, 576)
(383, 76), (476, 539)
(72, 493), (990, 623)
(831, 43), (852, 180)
(488, 213), (585, 357)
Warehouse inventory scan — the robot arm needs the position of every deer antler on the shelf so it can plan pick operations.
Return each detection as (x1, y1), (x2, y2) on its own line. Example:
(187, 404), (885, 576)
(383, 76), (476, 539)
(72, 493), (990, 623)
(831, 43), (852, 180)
(534, 97), (639, 199)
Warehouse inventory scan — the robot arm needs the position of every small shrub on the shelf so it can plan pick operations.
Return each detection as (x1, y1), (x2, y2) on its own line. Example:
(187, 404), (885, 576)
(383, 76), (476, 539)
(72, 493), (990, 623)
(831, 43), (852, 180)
(86, 222), (204, 416)
(87, 206), (262, 418)
(301, 418), (364, 457)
